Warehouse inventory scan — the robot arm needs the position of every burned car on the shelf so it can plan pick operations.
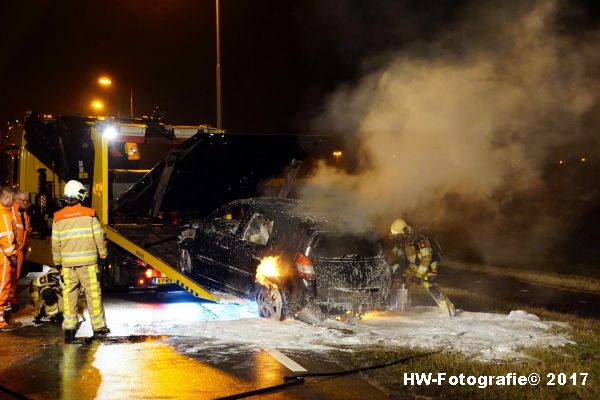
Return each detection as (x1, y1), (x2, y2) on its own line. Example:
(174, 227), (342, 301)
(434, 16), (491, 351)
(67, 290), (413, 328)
(178, 197), (392, 321)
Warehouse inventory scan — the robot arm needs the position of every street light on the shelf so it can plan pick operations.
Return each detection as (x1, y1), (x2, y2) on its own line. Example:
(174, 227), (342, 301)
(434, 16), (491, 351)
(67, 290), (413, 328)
(91, 100), (105, 111)
(98, 76), (112, 87)
(96, 75), (134, 117)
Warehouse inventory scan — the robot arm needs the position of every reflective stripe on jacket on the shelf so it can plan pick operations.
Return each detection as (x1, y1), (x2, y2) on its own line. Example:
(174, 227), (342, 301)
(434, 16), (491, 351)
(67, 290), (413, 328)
(0, 205), (16, 257)
(12, 203), (30, 249)
(51, 204), (107, 267)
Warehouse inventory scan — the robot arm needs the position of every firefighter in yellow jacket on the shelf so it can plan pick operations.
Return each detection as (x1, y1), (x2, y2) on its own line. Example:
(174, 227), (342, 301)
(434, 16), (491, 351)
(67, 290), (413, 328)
(388, 218), (456, 317)
(52, 180), (109, 342)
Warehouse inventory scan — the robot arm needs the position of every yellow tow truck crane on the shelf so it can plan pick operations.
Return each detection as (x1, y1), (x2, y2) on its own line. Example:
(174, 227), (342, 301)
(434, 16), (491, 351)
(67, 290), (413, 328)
(0, 112), (220, 301)
(2, 112), (341, 304)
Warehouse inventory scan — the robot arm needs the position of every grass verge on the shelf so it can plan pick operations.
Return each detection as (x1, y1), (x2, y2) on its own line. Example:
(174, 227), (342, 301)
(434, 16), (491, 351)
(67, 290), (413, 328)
(444, 259), (600, 295)
(327, 280), (600, 399)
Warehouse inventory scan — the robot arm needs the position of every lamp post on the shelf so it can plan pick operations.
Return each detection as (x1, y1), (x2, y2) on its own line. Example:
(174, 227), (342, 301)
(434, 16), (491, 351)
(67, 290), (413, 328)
(97, 75), (134, 117)
(216, 0), (222, 129)
(96, 76), (112, 116)
(130, 87), (134, 118)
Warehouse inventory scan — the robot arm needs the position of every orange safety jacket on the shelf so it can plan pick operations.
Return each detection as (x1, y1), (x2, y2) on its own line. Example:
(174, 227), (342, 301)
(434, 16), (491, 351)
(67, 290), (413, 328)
(0, 204), (16, 258)
(12, 203), (30, 251)
(51, 204), (108, 267)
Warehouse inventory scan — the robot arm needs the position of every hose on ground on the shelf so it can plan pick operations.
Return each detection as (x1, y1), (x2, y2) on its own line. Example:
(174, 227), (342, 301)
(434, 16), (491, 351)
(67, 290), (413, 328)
(216, 349), (443, 400)
(0, 384), (32, 400)
(284, 349), (442, 380)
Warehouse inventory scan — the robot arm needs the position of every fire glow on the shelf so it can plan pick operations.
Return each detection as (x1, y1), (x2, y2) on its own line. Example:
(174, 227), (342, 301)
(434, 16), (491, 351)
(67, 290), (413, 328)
(255, 256), (281, 287)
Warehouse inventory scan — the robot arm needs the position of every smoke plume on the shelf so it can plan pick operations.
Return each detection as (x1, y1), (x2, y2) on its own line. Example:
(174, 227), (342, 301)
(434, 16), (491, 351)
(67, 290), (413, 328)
(300, 1), (600, 268)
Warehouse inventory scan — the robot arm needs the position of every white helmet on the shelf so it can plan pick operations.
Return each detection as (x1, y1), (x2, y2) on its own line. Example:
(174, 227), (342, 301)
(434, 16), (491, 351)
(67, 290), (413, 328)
(64, 180), (88, 202)
(390, 218), (412, 236)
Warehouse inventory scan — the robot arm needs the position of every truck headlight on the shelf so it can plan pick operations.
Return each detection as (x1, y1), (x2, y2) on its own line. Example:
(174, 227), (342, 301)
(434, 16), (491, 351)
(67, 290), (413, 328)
(103, 126), (118, 140)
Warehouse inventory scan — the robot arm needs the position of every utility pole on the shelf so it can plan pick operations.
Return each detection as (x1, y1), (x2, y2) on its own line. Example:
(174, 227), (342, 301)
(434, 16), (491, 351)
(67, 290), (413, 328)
(130, 88), (134, 118)
(216, 0), (222, 129)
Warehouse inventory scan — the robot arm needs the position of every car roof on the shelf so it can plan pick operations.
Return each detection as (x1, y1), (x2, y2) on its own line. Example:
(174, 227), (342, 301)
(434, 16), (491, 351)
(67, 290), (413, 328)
(232, 197), (373, 233)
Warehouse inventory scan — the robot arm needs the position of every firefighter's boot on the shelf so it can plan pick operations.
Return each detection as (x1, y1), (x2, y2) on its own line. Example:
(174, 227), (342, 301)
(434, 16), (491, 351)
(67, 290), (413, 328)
(91, 327), (110, 340)
(424, 281), (456, 317)
(64, 329), (76, 343)
(436, 299), (456, 317)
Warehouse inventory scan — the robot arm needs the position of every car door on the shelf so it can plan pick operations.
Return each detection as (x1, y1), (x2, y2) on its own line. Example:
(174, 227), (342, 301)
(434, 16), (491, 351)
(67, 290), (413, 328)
(229, 211), (275, 295)
(194, 203), (244, 289)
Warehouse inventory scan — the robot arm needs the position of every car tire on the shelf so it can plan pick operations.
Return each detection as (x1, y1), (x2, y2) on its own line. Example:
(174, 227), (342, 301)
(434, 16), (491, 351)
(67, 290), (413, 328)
(178, 246), (193, 275)
(256, 284), (290, 321)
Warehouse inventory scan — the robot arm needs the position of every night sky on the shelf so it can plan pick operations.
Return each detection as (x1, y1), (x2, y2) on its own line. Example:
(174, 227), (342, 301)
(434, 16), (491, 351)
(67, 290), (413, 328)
(0, 0), (470, 132)
(1, 0), (599, 132)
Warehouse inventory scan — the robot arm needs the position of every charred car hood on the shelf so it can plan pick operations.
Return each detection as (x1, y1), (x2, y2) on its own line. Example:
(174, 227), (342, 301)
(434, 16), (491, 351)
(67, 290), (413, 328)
(115, 133), (337, 217)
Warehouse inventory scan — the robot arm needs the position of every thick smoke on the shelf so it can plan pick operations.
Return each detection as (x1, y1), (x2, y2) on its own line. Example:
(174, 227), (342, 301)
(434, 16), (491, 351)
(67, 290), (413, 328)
(300, 1), (600, 268)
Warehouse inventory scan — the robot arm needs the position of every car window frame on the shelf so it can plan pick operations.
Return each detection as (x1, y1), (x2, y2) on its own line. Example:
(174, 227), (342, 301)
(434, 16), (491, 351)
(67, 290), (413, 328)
(308, 230), (384, 259)
(241, 211), (274, 246)
(204, 202), (247, 238)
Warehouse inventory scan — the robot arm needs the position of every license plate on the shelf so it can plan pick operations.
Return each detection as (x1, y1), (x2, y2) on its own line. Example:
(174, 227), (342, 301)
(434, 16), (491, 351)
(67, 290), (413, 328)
(153, 277), (172, 285)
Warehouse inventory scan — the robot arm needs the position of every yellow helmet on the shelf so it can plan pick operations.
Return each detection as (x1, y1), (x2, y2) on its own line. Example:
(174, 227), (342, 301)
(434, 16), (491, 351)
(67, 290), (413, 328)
(390, 218), (411, 236)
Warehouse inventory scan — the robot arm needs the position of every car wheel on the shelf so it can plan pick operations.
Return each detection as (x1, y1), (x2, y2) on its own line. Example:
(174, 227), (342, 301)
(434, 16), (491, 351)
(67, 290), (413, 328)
(178, 248), (193, 275)
(256, 284), (287, 321)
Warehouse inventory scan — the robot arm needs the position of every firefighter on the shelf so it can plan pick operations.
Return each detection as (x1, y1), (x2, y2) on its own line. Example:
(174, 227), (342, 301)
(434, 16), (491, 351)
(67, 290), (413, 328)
(388, 218), (456, 317)
(9, 191), (31, 310)
(31, 267), (63, 323)
(52, 180), (109, 342)
(0, 186), (20, 330)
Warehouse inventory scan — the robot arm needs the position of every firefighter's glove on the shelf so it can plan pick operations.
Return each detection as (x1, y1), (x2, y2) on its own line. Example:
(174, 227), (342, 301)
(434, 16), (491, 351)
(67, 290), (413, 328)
(427, 272), (439, 284)
(415, 265), (429, 280)
(54, 264), (62, 271)
(403, 269), (421, 286)
(9, 255), (17, 268)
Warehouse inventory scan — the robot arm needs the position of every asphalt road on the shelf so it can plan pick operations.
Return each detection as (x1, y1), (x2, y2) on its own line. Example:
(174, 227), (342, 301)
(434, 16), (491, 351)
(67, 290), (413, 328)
(0, 292), (388, 400)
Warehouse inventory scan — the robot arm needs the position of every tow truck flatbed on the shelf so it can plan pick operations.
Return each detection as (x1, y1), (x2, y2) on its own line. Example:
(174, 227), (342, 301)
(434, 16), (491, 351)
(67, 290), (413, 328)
(106, 224), (219, 302)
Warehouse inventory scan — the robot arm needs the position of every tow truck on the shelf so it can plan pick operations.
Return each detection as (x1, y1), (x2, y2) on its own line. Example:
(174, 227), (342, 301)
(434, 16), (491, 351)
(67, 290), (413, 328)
(0, 112), (339, 302)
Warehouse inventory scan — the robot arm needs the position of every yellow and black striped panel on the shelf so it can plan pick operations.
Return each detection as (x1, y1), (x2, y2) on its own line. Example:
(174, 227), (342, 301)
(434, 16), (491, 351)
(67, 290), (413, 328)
(105, 226), (219, 302)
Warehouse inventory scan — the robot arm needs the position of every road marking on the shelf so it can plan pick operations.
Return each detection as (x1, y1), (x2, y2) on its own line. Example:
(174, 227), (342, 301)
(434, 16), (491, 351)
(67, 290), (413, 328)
(263, 348), (307, 372)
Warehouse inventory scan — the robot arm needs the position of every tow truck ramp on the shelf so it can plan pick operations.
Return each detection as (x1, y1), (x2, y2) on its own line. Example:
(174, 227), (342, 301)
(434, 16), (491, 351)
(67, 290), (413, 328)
(106, 225), (219, 302)
(109, 133), (344, 304)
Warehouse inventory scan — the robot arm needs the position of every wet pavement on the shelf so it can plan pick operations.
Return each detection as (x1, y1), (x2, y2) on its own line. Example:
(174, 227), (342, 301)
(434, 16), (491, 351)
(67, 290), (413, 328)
(2, 265), (590, 399)
(0, 292), (388, 400)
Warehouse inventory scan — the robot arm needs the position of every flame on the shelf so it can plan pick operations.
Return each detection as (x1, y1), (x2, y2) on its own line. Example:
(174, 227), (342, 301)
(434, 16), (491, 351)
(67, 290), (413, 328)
(360, 311), (388, 321)
(255, 256), (281, 287)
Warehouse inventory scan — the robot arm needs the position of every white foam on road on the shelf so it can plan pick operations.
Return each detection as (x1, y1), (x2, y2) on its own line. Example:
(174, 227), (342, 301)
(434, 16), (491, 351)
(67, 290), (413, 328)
(69, 298), (573, 362)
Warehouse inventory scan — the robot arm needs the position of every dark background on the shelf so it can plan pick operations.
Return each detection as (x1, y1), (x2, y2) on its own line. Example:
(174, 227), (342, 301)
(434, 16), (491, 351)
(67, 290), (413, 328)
(0, 1), (540, 130)
(2, 0), (599, 274)
(2, 1), (599, 131)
